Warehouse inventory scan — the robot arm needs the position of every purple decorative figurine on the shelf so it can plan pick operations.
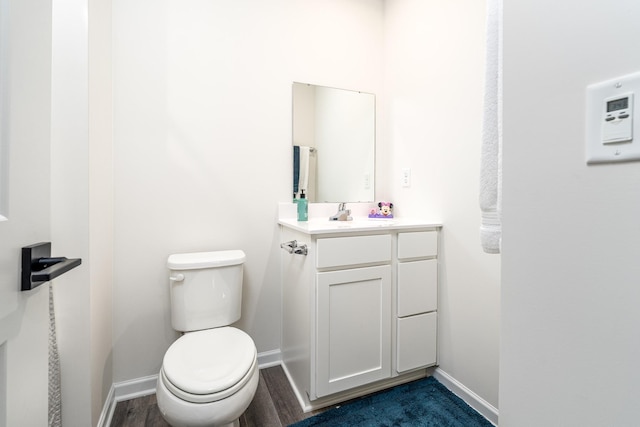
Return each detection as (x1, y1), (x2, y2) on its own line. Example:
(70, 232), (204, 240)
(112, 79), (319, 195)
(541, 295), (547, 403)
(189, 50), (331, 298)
(369, 201), (394, 218)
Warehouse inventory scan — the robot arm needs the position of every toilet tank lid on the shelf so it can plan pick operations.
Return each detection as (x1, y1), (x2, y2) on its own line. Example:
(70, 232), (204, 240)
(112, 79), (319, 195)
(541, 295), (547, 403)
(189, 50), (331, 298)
(167, 250), (246, 270)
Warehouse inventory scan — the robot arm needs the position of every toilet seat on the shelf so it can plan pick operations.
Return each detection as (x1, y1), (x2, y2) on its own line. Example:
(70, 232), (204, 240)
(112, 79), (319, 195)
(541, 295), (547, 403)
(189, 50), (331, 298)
(161, 327), (257, 404)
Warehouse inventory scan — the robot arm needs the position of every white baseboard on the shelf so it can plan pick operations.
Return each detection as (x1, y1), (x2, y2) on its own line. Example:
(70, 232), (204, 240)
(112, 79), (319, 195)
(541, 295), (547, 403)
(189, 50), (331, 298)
(433, 368), (499, 426)
(256, 348), (281, 369)
(113, 374), (159, 402)
(98, 374), (158, 427)
(280, 362), (309, 412)
(97, 349), (283, 427)
(96, 384), (115, 427)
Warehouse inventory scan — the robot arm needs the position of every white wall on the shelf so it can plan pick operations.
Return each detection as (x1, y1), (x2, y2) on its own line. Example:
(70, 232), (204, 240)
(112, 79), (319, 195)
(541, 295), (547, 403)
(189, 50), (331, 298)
(88, 0), (114, 424)
(384, 0), (500, 410)
(111, 0), (384, 383)
(51, 0), (92, 424)
(52, 0), (115, 425)
(501, 1), (640, 425)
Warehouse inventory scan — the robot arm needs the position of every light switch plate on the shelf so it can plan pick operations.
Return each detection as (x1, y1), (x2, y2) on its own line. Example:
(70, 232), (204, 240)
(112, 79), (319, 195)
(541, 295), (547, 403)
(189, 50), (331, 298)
(402, 168), (411, 187)
(586, 71), (640, 164)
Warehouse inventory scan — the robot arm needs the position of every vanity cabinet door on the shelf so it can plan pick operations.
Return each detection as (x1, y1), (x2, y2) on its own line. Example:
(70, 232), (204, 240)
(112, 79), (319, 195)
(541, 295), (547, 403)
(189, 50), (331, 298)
(315, 265), (391, 398)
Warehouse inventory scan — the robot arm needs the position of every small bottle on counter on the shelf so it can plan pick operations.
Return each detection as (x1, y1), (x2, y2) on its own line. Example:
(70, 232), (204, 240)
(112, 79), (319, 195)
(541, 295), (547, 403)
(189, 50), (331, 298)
(297, 190), (308, 221)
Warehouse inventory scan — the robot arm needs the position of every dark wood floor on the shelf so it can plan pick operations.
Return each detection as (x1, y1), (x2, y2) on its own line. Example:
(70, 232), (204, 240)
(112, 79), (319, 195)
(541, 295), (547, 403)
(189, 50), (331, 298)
(110, 365), (322, 427)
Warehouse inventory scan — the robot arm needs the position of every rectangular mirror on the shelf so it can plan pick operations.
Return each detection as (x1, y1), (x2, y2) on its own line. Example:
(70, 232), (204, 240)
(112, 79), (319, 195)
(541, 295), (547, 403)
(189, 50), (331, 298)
(292, 82), (375, 203)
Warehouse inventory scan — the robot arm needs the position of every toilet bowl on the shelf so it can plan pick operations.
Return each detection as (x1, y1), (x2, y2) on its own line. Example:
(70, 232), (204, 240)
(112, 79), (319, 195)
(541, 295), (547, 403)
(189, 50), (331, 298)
(156, 250), (258, 427)
(156, 327), (259, 427)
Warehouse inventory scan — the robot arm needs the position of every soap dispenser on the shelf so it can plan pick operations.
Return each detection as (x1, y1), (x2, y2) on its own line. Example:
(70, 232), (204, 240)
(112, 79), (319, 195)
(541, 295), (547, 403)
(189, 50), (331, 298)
(297, 190), (308, 222)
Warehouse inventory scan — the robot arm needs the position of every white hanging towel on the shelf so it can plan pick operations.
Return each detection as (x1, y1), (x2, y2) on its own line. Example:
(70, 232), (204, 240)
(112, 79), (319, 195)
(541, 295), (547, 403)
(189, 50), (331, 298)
(479, 0), (503, 254)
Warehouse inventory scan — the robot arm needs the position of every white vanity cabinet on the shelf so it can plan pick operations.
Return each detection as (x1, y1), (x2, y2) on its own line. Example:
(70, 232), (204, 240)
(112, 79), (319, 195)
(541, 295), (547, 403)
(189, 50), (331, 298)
(279, 219), (441, 411)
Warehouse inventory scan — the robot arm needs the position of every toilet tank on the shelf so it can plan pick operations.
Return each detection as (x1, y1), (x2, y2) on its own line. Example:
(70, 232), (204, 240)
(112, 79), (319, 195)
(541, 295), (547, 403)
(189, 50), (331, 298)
(167, 250), (246, 332)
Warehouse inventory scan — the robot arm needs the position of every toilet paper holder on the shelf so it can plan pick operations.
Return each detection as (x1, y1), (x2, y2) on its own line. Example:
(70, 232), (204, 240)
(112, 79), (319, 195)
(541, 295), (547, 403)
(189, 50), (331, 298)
(21, 242), (82, 291)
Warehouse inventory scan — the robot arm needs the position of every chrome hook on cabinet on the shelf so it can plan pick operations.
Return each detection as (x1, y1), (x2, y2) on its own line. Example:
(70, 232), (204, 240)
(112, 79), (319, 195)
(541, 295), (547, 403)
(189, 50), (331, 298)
(280, 240), (308, 256)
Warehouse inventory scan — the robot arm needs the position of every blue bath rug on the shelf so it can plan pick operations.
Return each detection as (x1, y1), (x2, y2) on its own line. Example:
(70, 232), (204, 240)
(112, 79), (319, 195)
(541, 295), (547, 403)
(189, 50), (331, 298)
(289, 376), (493, 427)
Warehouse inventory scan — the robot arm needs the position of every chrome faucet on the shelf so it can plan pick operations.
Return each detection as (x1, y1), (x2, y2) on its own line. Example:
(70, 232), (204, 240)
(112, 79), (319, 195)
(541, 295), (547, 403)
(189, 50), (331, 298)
(329, 202), (352, 221)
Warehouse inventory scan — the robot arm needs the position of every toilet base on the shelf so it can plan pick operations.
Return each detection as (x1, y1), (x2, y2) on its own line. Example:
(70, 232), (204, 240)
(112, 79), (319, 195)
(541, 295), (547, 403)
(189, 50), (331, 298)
(156, 362), (259, 427)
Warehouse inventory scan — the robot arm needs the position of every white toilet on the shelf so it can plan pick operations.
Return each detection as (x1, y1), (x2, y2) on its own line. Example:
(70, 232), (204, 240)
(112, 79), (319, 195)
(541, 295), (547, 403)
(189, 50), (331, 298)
(156, 250), (259, 427)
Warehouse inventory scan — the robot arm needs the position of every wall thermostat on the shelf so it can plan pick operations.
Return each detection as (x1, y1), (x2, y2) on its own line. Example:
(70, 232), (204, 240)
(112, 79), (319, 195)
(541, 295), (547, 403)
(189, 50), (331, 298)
(602, 93), (633, 144)
(586, 71), (640, 164)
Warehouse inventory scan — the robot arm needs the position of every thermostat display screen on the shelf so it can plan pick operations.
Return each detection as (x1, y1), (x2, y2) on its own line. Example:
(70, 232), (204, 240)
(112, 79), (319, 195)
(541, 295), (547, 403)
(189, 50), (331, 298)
(607, 97), (629, 112)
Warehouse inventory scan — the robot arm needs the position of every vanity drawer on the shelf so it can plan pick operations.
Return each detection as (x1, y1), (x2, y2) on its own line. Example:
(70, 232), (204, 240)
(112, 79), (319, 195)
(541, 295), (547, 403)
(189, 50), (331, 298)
(317, 234), (392, 269)
(397, 312), (437, 373)
(397, 259), (437, 317)
(397, 231), (438, 260)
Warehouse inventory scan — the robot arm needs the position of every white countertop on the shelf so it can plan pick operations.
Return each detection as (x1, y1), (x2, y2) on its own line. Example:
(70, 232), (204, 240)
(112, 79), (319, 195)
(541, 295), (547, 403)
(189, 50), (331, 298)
(278, 217), (442, 235)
